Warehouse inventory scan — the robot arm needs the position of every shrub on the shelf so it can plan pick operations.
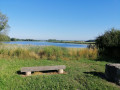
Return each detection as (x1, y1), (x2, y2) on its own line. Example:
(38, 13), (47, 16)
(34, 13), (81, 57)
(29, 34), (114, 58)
(96, 28), (120, 58)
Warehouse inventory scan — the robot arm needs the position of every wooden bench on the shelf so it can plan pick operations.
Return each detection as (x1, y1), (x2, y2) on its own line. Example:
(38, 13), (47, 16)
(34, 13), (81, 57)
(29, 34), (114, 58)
(21, 65), (66, 76)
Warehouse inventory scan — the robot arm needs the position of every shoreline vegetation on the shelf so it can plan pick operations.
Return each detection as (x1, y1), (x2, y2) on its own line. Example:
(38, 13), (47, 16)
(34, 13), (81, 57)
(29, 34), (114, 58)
(47, 40), (95, 44)
(0, 43), (97, 60)
(9, 38), (95, 44)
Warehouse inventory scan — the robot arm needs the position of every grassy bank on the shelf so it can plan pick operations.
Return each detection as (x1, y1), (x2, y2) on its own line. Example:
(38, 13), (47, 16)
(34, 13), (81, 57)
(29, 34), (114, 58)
(0, 59), (119, 90)
(0, 44), (98, 60)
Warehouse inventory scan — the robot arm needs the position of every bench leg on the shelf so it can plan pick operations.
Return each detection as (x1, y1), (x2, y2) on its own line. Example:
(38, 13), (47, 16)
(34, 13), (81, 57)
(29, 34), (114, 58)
(26, 72), (31, 76)
(58, 69), (64, 74)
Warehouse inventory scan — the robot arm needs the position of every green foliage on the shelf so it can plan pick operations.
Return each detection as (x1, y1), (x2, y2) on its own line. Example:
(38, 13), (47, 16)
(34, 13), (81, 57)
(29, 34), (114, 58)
(10, 38), (41, 41)
(0, 12), (9, 31)
(0, 34), (10, 41)
(0, 11), (10, 41)
(86, 40), (95, 42)
(96, 28), (120, 48)
(96, 28), (120, 59)
(11, 38), (17, 41)
(47, 39), (57, 42)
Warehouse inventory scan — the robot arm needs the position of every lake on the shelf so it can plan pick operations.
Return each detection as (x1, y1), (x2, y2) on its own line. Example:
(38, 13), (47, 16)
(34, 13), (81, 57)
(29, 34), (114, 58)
(4, 41), (88, 48)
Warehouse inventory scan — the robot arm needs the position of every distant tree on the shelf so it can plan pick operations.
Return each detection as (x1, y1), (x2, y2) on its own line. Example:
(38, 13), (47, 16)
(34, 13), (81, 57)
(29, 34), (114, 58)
(96, 28), (120, 59)
(47, 39), (57, 42)
(0, 11), (10, 41)
(86, 40), (95, 42)
(11, 38), (17, 41)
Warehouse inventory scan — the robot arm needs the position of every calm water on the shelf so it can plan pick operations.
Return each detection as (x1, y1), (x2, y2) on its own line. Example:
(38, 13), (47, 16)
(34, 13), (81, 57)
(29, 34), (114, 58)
(4, 41), (87, 48)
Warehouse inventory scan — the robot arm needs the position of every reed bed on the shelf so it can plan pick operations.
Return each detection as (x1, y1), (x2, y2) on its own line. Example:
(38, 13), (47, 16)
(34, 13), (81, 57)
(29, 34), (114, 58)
(0, 44), (98, 60)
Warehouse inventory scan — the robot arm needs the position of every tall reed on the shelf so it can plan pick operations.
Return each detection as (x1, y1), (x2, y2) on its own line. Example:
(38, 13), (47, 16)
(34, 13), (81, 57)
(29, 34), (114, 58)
(0, 44), (98, 60)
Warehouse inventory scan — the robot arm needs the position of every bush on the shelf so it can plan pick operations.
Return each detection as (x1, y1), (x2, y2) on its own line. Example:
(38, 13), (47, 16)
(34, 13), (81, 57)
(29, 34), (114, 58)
(96, 28), (120, 58)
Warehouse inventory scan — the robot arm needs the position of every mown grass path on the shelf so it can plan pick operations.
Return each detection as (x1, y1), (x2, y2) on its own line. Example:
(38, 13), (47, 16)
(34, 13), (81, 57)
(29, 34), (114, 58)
(0, 59), (119, 90)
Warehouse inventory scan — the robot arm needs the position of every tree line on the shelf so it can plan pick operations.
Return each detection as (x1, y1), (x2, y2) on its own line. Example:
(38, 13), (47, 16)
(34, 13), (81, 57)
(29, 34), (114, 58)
(10, 38), (41, 41)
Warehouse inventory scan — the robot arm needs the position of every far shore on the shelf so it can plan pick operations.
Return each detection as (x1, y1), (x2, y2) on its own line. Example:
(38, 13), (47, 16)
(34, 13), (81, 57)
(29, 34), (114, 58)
(47, 41), (95, 44)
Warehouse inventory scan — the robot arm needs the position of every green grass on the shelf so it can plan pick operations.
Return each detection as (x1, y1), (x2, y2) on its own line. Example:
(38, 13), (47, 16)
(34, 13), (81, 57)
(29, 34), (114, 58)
(0, 58), (119, 90)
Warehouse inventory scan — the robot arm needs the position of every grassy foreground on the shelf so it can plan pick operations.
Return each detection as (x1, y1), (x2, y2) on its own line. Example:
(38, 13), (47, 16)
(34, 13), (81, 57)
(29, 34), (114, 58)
(0, 59), (120, 90)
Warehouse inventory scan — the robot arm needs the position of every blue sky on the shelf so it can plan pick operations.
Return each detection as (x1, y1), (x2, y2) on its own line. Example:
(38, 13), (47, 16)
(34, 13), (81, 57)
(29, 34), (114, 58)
(0, 0), (120, 40)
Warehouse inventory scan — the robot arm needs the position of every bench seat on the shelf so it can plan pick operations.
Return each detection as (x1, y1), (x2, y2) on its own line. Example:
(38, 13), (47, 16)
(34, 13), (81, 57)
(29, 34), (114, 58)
(21, 65), (66, 76)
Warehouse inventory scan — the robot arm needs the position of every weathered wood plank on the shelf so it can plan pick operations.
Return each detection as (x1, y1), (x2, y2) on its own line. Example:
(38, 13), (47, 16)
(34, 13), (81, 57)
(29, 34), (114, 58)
(21, 65), (66, 72)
